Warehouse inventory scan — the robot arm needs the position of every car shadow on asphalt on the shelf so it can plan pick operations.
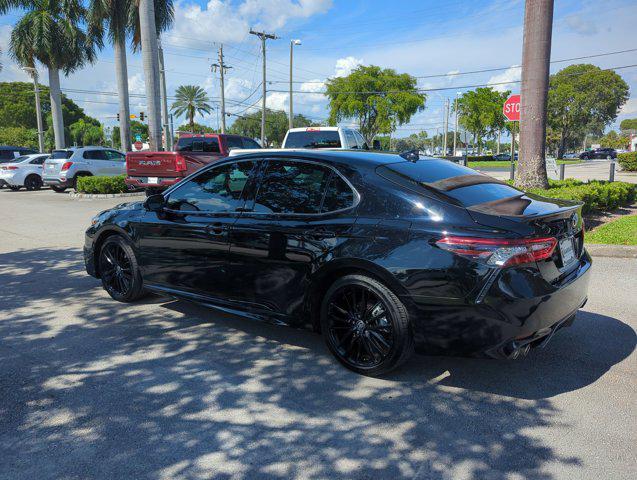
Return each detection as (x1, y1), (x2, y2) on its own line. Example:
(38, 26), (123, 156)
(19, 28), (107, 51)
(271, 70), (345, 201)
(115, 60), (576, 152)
(1, 247), (634, 479)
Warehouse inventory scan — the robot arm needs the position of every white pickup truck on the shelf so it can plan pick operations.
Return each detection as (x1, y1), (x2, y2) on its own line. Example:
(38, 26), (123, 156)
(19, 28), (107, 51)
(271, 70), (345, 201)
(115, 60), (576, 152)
(282, 126), (369, 150)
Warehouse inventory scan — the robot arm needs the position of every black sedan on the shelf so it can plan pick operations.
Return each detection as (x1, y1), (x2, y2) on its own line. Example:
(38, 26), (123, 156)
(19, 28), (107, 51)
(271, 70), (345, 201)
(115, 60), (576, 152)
(84, 150), (591, 376)
(579, 148), (616, 160)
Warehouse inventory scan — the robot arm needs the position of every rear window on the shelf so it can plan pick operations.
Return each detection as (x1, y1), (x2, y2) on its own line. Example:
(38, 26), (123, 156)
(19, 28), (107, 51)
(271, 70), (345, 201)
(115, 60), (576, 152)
(51, 150), (73, 159)
(177, 136), (220, 153)
(377, 159), (523, 207)
(0, 150), (17, 162)
(284, 131), (341, 149)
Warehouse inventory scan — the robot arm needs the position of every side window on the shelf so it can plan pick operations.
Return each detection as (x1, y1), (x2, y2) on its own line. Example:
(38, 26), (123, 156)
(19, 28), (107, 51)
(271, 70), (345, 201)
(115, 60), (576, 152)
(224, 136), (243, 150)
(105, 150), (125, 161)
(322, 174), (355, 212)
(354, 131), (368, 150)
(166, 161), (255, 213)
(83, 150), (107, 160)
(30, 156), (47, 165)
(242, 138), (261, 149)
(344, 130), (358, 149)
(253, 160), (332, 214)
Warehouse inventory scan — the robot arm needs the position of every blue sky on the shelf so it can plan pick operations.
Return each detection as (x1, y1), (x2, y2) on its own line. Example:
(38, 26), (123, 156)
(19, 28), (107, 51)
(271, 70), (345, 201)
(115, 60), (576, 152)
(1, 0), (636, 138)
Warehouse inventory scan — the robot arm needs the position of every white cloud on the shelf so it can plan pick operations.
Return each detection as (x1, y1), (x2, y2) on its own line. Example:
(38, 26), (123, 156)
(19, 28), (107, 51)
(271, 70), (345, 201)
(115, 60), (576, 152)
(620, 97), (637, 116)
(487, 65), (521, 92)
(334, 56), (362, 78)
(266, 91), (289, 111)
(166, 0), (332, 49)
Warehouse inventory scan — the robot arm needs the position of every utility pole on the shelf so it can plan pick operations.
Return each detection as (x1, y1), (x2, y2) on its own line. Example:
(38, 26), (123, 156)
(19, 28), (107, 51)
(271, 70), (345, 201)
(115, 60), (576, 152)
(517, 0), (553, 188)
(250, 29), (278, 146)
(157, 37), (171, 150)
(169, 113), (174, 147)
(443, 98), (450, 157)
(211, 45), (232, 134)
(139, 0), (163, 151)
(289, 39), (301, 130)
(23, 67), (45, 153)
(453, 95), (459, 157)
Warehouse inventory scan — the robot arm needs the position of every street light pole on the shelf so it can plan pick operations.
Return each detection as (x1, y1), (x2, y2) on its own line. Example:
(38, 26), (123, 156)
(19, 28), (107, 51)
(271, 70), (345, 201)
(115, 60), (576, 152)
(289, 39), (301, 130)
(250, 29), (278, 147)
(23, 67), (45, 153)
(453, 94), (459, 156)
(157, 37), (171, 151)
(443, 98), (449, 157)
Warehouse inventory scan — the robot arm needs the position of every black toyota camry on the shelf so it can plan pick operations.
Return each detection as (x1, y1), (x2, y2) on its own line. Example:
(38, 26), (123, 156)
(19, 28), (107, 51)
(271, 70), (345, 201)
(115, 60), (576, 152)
(84, 150), (591, 375)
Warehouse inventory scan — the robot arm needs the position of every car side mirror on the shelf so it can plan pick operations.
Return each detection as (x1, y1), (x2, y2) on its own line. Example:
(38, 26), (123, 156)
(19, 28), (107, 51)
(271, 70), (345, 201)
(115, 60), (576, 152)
(144, 193), (166, 212)
(372, 139), (381, 150)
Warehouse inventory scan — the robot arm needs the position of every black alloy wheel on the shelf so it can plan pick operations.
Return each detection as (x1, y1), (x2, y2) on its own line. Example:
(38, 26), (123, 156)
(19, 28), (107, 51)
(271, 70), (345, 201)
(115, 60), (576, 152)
(321, 274), (413, 376)
(99, 236), (146, 302)
(25, 175), (42, 191)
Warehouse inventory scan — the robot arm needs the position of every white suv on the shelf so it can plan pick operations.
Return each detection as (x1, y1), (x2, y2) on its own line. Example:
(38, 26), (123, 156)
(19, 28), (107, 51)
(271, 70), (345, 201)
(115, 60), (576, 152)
(43, 146), (126, 192)
(0, 153), (50, 191)
(282, 127), (369, 150)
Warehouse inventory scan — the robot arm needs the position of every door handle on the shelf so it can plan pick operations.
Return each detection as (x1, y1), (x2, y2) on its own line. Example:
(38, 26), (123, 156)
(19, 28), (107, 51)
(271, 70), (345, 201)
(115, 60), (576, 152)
(206, 222), (227, 236)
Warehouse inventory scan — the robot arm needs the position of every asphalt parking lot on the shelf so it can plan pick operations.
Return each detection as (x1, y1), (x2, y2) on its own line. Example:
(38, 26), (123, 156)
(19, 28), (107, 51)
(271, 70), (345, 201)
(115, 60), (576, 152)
(0, 189), (635, 480)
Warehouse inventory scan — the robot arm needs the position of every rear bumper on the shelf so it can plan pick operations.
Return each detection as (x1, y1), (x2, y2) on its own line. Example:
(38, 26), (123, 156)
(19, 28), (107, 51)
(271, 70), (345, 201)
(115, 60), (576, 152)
(406, 251), (592, 357)
(43, 176), (72, 187)
(125, 176), (181, 190)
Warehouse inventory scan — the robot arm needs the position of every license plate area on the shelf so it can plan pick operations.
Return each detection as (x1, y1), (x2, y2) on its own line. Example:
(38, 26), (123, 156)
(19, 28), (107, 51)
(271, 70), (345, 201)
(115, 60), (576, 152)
(559, 237), (577, 270)
(147, 177), (158, 184)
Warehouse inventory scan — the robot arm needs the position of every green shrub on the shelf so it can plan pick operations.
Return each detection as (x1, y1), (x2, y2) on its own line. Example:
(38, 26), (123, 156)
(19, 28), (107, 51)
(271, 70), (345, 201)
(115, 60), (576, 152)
(466, 155), (495, 162)
(618, 152), (637, 172)
(523, 180), (636, 214)
(76, 175), (128, 194)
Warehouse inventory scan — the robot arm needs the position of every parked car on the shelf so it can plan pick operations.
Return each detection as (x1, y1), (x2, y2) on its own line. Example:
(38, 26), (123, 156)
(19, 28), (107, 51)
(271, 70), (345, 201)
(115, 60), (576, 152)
(0, 153), (49, 191)
(42, 146), (126, 192)
(579, 148), (616, 160)
(84, 150), (591, 376)
(125, 133), (261, 194)
(561, 152), (579, 159)
(0, 146), (38, 163)
(492, 153), (518, 161)
(282, 127), (369, 149)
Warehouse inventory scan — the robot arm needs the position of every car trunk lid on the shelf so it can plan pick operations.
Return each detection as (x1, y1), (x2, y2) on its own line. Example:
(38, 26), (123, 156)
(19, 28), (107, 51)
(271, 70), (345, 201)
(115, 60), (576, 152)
(126, 152), (181, 176)
(44, 150), (73, 176)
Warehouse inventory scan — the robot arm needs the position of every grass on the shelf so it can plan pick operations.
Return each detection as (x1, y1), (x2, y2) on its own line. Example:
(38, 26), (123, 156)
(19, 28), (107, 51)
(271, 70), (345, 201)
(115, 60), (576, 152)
(468, 159), (583, 169)
(586, 215), (637, 245)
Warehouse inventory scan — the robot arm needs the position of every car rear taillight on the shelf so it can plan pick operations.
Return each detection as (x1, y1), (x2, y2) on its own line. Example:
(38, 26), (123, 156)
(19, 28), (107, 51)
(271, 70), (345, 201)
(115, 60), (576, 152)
(61, 162), (73, 171)
(175, 155), (187, 172)
(436, 236), (557, 267)
(2, 166), (18, 170)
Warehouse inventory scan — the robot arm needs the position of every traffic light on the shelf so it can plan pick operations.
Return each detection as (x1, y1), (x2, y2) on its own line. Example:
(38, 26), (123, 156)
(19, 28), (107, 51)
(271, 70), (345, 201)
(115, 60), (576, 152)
(117, 113), (120, 121)
(139, 112), (145, 121)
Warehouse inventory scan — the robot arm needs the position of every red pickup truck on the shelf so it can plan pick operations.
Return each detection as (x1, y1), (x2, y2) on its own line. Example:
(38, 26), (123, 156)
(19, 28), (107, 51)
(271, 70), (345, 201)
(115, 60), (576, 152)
(125, 133), (261, 192)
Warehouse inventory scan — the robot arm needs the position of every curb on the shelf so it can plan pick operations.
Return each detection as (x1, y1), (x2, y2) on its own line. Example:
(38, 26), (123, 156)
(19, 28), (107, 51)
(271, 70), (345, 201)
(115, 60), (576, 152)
(585, 244), (637, 258)
(69, 191), (145, 200)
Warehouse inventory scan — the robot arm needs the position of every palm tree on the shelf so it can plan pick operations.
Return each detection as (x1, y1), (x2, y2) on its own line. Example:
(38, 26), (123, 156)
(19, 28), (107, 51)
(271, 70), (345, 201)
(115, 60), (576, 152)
(2, 0), (99, 149)
(171, 85), (213, 131)
(89, 0), (173, 152)
(132, 0), (174, 151)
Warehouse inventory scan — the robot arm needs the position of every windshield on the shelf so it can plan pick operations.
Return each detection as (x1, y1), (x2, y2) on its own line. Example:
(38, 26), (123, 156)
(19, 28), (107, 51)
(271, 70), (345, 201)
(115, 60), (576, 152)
(51, 150), (74, 159)
(377, 159), (523, 207)
(284, 131), (341, 149)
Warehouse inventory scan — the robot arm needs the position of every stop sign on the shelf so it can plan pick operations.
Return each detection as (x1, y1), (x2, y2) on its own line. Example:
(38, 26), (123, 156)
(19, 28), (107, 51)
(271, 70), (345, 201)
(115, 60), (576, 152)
(503, 94), (521, 121)
(133, 141), (143, 150)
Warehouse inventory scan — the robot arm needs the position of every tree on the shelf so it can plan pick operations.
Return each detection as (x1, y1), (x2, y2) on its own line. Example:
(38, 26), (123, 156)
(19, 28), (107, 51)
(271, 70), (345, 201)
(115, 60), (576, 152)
(547, 64), (629, 158)
(620, 118), (637, 132)
(229, 110), (314, 146)
(176, 122), (217, 134)
(325, 65), (426, 145)
(134, 0), (174, 150)
(0, 127), (39, 149)
(598, 130), (629, 150)
(69, 119), (104, 146)
(90, 1), (173, 152)
(3, 0), (99, 149)
(112, 119), (149, 146)
(171, 85), (213, 131)
(456, 88), (509, 154)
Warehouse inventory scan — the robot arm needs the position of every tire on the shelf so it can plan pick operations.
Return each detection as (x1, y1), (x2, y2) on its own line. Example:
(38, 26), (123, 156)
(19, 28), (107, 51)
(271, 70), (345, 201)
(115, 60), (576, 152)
(51, 186), (67, 193)
(24, 174), (43, 191)
(320, 274), (414, 376)
(98, 235), (147, 302)
(9, 185), (21, 191)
